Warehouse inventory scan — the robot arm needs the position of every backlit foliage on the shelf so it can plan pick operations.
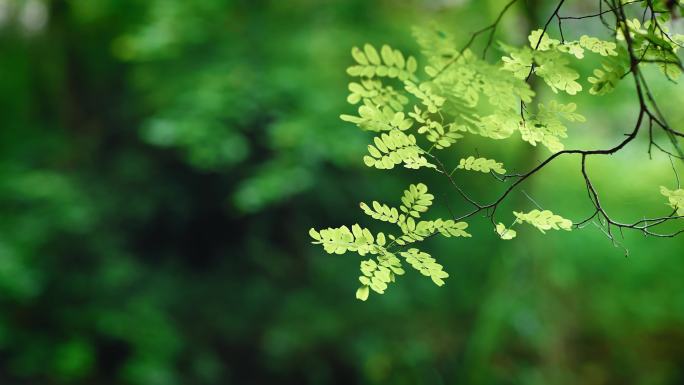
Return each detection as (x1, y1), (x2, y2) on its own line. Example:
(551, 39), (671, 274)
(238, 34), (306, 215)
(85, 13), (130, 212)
(311, 184), (469, 300)
(311, 4), (684, 299)
(660, 186), (684, 215)
(457, 156), (506, 174)
(512, 209), (573, 234)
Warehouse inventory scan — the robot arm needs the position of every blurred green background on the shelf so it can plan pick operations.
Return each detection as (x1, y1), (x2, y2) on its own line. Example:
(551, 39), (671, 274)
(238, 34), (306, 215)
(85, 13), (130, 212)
(1, 0), (684, 384)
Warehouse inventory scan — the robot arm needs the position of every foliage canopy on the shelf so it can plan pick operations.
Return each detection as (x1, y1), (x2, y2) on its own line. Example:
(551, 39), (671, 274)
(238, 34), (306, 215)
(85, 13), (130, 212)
(311, 0), (684, 300)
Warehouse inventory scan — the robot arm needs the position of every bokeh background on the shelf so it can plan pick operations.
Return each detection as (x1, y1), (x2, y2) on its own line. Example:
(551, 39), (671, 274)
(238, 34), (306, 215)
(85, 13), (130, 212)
(1, 0), (684, 384)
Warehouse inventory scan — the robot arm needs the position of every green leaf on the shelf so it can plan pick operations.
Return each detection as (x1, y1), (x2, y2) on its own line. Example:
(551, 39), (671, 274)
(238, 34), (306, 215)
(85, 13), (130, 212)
(579, 35), (618, 56)
(310, 224), (384, 255)
(407, 56), (418, 74)
(660, 186), (684, 215)
(416, 117), (465, 149)
(496, 223), (517, 240)
(528, 29), (560, 50)
(346, 79), (410, 110)
(557, 41), (585, 59)
(520, 101), (584, 152)
(380, 45), (395, 66)
(513, 209), (573, 233)
(364, 44), (381, 65)
(356, 251), (405, 299)
(400, 248), (448, 286)
(355, 285), (370, 301)
(501, 45), (534, 79)
(534, 50), (582, 95)
(433, 219), (471, 238)
(360, 201), (400, 223)
(474, 112), (520, 140)
(456, 156), (506, 174)
(341, 100), (412, 132)
(347, 43), (418, 81)
(364, 131), (434, 170)
(399, 183), (434, 218)
(404, 81), (445, 113)
(351, 46), (368, 65)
